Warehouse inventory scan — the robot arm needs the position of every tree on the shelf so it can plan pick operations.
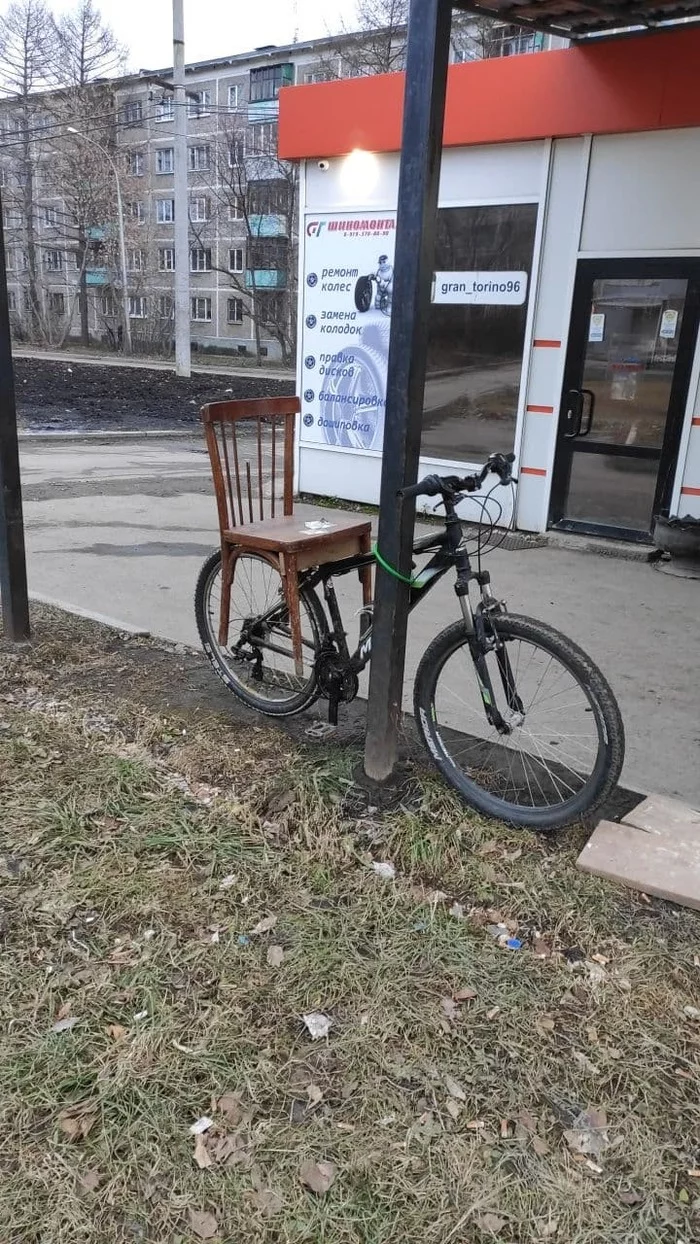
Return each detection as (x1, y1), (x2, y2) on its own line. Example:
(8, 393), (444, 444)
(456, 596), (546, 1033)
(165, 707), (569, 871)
(52, 0), (126, 89)
(0, 0), (54, 335)
(190, 114), (299, 365)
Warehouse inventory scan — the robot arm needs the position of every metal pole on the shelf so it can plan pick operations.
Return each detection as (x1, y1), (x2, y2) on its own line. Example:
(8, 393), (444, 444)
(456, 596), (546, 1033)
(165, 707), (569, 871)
(364, 0), (452, 782)
(0, 190), (30, 641)
(173, 0), (191, 377)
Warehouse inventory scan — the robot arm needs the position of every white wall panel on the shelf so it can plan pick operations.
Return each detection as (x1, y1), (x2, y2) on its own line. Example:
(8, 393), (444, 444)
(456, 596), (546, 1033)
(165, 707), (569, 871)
(581, 130), (700, 254)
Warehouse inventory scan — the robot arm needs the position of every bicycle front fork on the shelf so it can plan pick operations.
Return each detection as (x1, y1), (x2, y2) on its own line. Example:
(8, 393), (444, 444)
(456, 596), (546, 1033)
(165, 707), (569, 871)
(455, 570), (523, 733)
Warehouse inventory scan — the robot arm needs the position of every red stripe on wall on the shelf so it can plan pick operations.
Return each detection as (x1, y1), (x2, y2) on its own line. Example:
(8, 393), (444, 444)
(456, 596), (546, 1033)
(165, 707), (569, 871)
(681, 485), (700, 496)
(526, 404), (555, 413)
(691, 417), (700, 427)
(533, 340), (561, 349)
(520, 467), (548, 477)
(279, 27), (700, 160)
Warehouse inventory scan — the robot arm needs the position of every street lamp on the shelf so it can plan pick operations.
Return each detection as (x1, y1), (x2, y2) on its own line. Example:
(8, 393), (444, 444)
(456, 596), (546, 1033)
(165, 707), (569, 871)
(66, 127), (132, 355)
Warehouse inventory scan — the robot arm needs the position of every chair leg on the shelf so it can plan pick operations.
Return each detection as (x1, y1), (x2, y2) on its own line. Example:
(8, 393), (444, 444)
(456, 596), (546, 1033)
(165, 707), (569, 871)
(219, 544), (234, 647)
(359, 529), (373, 606)
(283, 553), (304, 677)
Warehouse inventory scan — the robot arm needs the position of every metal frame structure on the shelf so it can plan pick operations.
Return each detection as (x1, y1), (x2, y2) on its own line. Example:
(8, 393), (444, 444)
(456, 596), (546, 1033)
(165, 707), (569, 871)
(363, 0), (700, 782)
(0, 194), (30, 641)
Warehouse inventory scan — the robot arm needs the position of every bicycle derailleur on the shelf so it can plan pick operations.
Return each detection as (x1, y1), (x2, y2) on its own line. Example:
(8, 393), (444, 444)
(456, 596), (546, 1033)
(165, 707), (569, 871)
(315, 643), (359, 725)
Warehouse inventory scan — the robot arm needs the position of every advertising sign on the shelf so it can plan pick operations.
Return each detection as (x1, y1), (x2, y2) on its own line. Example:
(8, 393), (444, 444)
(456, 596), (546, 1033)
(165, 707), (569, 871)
(300, 212), (396, 452)
(432, 271), (527, 305)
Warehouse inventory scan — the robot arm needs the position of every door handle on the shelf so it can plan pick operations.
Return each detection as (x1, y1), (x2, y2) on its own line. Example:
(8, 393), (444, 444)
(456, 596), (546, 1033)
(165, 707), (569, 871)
(563, 389), (583, 438)
(579, 389), (595, 437)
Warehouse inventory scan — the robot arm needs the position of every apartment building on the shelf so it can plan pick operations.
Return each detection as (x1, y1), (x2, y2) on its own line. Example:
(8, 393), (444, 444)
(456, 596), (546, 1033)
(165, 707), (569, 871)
(0, 24), (561, 360)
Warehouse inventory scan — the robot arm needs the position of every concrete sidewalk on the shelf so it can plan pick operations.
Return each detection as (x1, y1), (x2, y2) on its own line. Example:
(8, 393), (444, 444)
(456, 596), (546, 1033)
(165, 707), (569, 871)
(18, 434), (700, 806)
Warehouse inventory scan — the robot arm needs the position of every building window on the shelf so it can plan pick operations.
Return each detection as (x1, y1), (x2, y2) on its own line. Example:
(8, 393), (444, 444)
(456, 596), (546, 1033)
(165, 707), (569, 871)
(0, 167), (7, 187)
(248, 123), (277, 156)
(48, 291), (65, 315)
(249, 63), (292, 102)
(127, 200), (145, 222)
(421, 202), (538, 463)
(190, 247), (212, 273)
(121, 99), (143, 124)
(188, 144), (210, 172)
(249, 178), (289, 216)
(229, 247), (244, 273)
(156, 198), (175, 223)
(228, 201), (243, 221)
(158, 247), (175, 271)
(188, 89), (211, 118)
(228, 137), (245, 166)
(156, 96), (174, 122)
(302, 70), (318, 84)
(127, 151), (145, 176)
(44, 248), (63, 271)
(191, 296), (212, 321)
(155, 147), (174, 174)
(129, 295), (147, 319)
(100, 294), (115, 316)
(158, 295), (174, 318)
(43, 205), (59, 228)
(258, 292), (285, 324)
(7, 289), (16, 311)
(250, 238), (287, 270)
(128, 248), (145, 271)
(3, 208), (21, 230)
(228, 85), (239, 110)
(227, 297), (244, 324)
(189, 196), (209, 223)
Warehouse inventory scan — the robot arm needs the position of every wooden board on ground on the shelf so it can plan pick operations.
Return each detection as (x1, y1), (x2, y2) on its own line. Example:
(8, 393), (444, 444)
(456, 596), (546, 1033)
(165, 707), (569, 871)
(577, 795), (700, 911)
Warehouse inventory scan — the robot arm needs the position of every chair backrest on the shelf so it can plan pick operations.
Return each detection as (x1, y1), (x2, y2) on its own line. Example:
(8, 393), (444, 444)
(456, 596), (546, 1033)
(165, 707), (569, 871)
(201, 395), (299, 535)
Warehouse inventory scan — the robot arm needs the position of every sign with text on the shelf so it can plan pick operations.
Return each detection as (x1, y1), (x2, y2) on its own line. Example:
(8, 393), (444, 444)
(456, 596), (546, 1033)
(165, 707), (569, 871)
(432, 271), (528, 305)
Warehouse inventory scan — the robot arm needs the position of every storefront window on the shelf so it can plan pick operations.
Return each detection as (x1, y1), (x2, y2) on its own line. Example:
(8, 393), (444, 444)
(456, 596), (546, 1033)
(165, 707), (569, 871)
(422, 203), (538, 462)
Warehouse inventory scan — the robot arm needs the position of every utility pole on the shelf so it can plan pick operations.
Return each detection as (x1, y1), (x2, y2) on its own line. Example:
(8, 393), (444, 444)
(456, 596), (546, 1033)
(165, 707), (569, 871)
(364, 0), (452, 782)
(173, 0), (191, 378)
(0, 192), (30, 641)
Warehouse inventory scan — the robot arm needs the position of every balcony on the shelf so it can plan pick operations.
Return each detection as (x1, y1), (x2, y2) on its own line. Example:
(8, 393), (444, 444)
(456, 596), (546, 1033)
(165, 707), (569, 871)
(245, 269), (286, 290)
(248, 213), (287, 238)
(247, 99), (278, 125)
(86, 267), (109, 286)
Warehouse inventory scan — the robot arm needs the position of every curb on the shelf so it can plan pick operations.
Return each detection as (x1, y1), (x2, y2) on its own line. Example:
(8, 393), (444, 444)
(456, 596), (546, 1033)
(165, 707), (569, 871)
(20, 428), (198, 444)
(30, 593), (152, 636)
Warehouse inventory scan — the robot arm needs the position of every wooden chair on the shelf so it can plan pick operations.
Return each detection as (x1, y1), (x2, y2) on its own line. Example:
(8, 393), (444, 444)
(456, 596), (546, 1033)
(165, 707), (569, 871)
(201, 396), (373, 674)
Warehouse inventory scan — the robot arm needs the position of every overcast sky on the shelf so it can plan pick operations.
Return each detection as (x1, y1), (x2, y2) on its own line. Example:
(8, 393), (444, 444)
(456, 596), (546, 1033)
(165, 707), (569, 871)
(3, 0), (349, 70)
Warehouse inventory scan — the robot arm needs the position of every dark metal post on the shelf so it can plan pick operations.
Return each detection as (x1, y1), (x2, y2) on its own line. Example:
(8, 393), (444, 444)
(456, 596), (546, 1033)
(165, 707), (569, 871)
(364, 0), (452, 781)
(0, 192), (30, 641)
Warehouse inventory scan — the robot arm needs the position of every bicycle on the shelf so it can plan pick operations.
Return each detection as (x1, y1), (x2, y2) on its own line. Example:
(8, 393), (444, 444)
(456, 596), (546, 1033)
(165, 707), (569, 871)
(195, 452), (625, 831)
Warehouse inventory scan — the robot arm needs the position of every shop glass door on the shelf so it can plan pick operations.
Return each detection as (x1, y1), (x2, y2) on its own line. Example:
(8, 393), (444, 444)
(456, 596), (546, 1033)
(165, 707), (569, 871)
(550, 260), (700, 540)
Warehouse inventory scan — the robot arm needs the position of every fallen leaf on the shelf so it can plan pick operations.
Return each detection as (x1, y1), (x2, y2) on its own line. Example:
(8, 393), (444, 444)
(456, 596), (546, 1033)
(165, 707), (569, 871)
(533, 937), (553, 958)
(532, 1135), (550, 1157)
(193, 1135), (213, 1170)
(688, 1169), (700, 1178)
(591, 953), (609, 966)
(453, 987), (477, 1002)
(441, 997), (459, 1021)
(486, 1006), (500, 1021)
(52, 1016), (79, 1034)
(500, 1118), (510, 1138)
(251, 915), (277, 935)
(619, 1189), (644, 1205)
(537, 1016), (555, 1033)
(267, 788), (296, 814)
(446, 1099), (462, 1121)
(302, 1012), (332, 1040)
(477, 1212), (506, 1234)
(57, 1102), (98, 1142)
(306, 1084), (323, 1107)
(78, 1169), (101, 1193)
(572, 1051), (600, 1076)
(563, 1108), (609, 1160)
(56, 1001), (72, 1021)
(107, 1024), (128, 1042)
(477, 842), (501, 857)
(300, 1158), (337, 1195)
(214, 1092), (243, 1125)
(466, 1119), (485, 1130)
(679, 1188), (690, 1204)
(516, 1110), (538, 1133)
(189, 1116), (214, 1135)
(266, 945), (284, 967)
(444, 1074), (467, 1101)
(372, 861), (396, 880)
(251, 1186), (284, 1216)
(188, 1208), (218, 1239)
(683, 1005), (700, 1021)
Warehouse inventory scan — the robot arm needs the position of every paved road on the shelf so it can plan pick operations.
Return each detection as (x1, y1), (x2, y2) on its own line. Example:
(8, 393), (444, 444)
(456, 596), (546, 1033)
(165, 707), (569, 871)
(19, 435), (700, 806)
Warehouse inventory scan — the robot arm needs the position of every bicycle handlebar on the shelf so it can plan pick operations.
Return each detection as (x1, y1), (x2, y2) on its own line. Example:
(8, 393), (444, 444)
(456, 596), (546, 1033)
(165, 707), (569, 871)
(398, 452), (516, 501)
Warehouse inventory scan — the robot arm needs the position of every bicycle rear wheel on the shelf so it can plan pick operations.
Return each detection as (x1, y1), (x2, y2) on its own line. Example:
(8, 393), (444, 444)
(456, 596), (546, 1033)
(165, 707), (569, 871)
(195, 550), (325, 716)
(414, 613), (624, 831)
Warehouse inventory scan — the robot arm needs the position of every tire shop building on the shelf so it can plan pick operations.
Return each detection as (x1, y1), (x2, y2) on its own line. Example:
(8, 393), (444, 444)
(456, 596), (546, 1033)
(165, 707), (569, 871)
(279, 23), (700, 542)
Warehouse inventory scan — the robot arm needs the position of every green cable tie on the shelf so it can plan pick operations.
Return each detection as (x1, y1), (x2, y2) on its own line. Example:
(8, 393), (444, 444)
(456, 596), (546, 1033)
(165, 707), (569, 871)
(372, 542), (422, 587)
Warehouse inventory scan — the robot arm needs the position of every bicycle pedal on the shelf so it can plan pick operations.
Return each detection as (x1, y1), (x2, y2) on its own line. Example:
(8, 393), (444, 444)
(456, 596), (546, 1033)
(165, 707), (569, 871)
(305, 721), (338, 740)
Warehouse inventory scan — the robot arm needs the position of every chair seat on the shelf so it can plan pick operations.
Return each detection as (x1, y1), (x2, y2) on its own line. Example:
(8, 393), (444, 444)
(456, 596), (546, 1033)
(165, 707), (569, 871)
(223, 514), (372, 565)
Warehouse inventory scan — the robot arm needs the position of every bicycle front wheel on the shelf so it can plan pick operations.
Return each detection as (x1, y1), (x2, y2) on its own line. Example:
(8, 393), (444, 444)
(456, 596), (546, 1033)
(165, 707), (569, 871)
(195, 550), (325, 716)
(414, 614), (624, 831)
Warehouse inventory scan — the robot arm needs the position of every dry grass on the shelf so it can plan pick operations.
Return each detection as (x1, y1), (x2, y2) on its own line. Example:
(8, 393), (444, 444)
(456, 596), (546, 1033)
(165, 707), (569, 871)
(0, 606), (699, 1244)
